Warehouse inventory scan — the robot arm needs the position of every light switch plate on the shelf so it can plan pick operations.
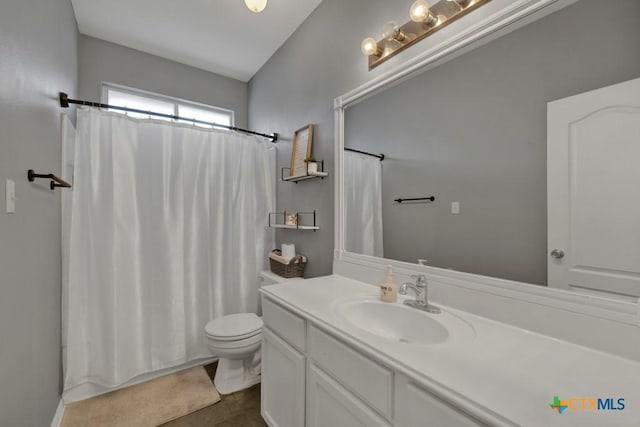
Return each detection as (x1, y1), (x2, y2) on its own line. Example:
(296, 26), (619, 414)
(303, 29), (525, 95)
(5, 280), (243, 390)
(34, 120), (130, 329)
(6, 179), (15, 213)
(451, 201), (460, 215)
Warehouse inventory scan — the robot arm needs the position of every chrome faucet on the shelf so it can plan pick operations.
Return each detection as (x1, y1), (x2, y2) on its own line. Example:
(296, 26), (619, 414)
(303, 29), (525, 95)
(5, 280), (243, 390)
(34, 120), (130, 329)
(399, 275), (440, 314)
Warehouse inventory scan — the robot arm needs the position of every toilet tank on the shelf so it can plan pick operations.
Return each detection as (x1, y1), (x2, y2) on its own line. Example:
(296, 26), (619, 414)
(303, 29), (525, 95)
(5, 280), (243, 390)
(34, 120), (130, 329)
(258, 271), (302, 316)
(259, 270), (304, 286)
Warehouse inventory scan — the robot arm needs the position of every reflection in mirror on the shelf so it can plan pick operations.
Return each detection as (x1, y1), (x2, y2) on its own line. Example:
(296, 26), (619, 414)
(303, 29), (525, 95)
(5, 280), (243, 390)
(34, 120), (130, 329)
(343, 0), (640, 299)
(344, 150), (384, 257)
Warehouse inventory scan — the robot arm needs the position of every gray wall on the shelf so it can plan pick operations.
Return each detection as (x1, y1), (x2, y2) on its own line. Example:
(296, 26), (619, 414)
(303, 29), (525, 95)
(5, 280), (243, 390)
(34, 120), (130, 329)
(248, 0), (427, 277)
(249, 0), (640, 280)
(79, 35), (248, 127)
(345, 0), (640, 285)
(0, 0), (78, 425)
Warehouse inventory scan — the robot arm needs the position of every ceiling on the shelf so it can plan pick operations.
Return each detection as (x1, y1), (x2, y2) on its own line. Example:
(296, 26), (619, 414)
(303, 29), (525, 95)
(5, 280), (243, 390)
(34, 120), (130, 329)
(71, 0), (323, 82)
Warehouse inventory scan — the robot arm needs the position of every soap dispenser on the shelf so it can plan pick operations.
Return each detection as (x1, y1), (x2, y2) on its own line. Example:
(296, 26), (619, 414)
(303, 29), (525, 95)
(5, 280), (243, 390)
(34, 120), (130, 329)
(380, 265), (397, 303)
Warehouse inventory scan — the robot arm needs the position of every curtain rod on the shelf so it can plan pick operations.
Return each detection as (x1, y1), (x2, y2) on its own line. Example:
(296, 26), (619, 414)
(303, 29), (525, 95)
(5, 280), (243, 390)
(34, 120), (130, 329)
(344, 147), (385, 161)
(59, 93), (279, 142)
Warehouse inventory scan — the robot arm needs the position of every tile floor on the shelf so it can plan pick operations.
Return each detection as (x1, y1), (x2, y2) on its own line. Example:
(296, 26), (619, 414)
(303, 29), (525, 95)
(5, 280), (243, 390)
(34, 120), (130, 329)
(160, 363), (267, 427)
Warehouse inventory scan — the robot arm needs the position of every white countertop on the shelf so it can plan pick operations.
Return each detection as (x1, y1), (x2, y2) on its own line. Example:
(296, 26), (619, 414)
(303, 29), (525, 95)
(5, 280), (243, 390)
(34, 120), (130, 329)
(261, 275), (640, 427)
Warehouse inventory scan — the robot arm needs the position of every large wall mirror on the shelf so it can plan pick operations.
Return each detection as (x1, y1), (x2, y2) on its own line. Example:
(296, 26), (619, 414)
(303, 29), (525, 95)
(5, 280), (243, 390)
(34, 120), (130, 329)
(340, 0), (640, 301)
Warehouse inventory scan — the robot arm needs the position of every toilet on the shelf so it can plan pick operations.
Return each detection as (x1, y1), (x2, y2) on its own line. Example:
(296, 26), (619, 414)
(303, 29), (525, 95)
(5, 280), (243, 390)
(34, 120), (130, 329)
(204, 271), (302, 394)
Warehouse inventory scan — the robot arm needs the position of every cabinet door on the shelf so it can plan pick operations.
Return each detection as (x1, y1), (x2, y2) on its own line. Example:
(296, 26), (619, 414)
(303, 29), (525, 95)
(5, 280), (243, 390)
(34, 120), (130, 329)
(307, 363), (391, 427)
(395, 376), (489, 427)
(307, 325), (393, 418)
(261, 327), (305, 427)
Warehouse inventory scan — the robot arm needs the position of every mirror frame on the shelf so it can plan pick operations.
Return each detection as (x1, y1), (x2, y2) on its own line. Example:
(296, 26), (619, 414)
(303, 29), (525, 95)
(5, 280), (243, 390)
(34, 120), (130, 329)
(333, 0), (639, 326)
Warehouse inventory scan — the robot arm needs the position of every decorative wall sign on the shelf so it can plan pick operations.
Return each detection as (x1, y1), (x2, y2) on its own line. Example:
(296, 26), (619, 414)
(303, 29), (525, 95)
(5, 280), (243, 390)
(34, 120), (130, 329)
(290, 124), (314, 177)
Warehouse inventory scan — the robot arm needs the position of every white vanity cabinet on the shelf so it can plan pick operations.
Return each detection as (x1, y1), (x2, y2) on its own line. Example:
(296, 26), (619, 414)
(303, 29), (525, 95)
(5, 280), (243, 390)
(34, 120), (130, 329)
(261, 295), (498, 427)
(394, 376), (487, 427)
(261, 299), (306, 427)
(306, 363), (391, 427)
(306, 325), (393, 419)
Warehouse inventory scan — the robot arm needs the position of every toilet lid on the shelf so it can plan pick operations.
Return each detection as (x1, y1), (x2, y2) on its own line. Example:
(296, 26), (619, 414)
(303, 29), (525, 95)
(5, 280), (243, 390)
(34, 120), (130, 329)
(205, 313), (263, 340)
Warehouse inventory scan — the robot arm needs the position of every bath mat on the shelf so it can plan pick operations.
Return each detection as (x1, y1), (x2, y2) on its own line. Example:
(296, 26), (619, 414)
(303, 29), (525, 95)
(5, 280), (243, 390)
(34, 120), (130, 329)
(61, 366), (221, 427)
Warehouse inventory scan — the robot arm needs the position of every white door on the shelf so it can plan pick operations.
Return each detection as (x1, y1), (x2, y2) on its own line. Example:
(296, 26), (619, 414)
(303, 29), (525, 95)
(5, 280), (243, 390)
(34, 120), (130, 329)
(547, 77), (640, 299)
(306, 363), (391, 427)
(261, 327), (306, 427)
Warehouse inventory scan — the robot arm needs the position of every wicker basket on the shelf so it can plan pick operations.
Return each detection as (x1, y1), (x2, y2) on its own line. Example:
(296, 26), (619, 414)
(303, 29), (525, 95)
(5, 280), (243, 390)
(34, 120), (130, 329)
(269, 249), (306, 278)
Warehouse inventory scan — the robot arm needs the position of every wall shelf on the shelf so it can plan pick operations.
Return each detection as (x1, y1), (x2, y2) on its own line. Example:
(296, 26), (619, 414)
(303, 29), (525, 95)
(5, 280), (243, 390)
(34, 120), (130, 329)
(283, 172), (329, 183)
(269, 211), (319, 231)
(270, 224), (320, 230)
(282, 161), (328, 183)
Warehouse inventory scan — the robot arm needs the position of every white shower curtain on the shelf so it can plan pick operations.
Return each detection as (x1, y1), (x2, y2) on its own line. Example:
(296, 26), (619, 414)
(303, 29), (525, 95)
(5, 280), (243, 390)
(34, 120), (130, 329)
(63, 108), (275, 399)
(344, 151), (383, 257)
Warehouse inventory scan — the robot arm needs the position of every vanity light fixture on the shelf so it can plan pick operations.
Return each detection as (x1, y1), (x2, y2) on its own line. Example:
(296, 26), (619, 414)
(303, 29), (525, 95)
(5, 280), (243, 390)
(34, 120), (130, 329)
(245, 0), (267, 13)
(361, 0), (491, 70)
(446, 0), (473, 7)
(362, 21), (406, 59)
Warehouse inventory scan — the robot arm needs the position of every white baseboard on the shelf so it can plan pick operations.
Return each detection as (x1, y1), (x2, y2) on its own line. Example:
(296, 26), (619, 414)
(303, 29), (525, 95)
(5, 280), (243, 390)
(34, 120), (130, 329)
(50, 398), (65, 427)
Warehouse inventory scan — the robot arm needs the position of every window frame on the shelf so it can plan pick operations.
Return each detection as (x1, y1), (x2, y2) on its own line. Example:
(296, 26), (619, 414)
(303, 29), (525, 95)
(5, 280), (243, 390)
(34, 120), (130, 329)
(101, 82), (235, 128)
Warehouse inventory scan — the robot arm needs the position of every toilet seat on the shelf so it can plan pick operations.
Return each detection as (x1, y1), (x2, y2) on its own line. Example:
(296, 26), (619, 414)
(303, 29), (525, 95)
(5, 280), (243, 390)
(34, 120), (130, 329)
(205, 313), (263, 341)
(206, 333), (262, 352)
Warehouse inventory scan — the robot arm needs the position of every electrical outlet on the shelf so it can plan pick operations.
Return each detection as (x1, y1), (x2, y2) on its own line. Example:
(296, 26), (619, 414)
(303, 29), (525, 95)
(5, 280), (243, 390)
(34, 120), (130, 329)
(6, 179), (15, 213)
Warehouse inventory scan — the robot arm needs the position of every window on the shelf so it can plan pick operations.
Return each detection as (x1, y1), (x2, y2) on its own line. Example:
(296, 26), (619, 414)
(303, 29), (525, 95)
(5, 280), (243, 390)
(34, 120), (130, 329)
(106, 88), (174, 121)
(102, 83), (234, 129)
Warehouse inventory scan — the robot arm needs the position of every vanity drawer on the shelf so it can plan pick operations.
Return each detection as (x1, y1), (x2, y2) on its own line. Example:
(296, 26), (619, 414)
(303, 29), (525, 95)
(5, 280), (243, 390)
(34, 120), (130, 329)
(262, 296), (306, 352)
(395, 377), (493, 427)
(307, 325), (393, 419)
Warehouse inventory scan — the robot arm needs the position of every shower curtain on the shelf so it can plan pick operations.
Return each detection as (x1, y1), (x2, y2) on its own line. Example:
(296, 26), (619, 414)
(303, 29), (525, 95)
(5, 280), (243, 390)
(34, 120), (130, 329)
(344, 151), (383, 257)
(63, 108), (275, 400)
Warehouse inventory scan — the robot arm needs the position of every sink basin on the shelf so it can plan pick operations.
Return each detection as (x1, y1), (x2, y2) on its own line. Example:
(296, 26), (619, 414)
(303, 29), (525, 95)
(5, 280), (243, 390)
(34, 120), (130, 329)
(332, 297), (475, 346)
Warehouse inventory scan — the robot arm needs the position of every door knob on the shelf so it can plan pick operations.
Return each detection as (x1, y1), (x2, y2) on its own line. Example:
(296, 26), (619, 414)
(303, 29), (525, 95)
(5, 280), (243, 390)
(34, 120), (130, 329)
(550, 249), (565, 259)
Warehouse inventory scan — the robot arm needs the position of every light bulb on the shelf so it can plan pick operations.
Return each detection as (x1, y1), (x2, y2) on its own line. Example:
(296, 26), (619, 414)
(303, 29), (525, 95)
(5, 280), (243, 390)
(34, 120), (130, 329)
(382, 21), (401, 42)
(409, 0), (430, 22)
(360, 37), (380, 56)
(410, 0), (437, 25)
(244, 0), (267, 13)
